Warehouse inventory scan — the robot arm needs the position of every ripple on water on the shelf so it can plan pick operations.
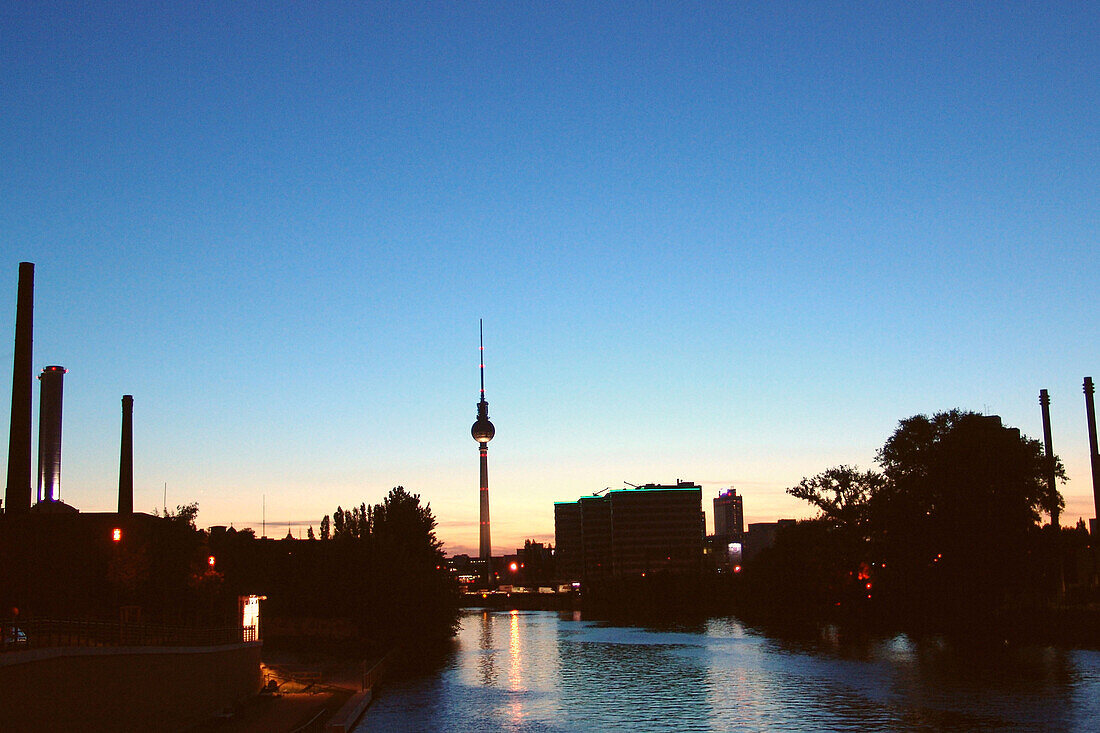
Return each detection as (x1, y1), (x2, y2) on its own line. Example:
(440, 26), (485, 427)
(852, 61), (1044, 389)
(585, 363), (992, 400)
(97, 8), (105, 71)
(355, 610), (1100, 733)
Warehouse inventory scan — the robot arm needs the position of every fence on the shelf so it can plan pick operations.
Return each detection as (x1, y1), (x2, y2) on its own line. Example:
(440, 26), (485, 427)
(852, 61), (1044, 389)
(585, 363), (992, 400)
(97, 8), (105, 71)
(360, 651), (389, 692)
(1, 617), (257, 652)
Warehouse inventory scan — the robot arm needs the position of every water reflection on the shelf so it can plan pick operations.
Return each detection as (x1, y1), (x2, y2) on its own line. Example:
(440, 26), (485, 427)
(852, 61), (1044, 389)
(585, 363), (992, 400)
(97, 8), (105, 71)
(507, 610), (523, 726)
(357, 610), (1100, 732)
(476, 609), (497, 686)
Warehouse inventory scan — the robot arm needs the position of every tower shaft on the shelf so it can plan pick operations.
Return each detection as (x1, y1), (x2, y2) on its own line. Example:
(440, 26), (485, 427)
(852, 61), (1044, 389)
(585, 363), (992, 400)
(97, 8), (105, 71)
(479, 445), (491, 561)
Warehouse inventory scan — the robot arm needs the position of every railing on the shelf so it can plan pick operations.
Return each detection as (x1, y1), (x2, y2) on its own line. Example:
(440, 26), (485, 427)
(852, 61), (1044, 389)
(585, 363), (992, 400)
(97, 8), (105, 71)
(360, 651), (390, 692)
(1, 618), (259, 653)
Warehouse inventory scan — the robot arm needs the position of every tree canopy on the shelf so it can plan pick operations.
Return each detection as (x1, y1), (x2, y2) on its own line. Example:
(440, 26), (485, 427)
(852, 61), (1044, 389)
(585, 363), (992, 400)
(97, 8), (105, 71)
(782, 410), (1066, 621)
(785, 465), (885, 530)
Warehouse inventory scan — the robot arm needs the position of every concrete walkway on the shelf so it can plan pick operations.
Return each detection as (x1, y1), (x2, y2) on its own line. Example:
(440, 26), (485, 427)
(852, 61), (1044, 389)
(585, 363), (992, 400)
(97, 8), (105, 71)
(189, 651), (376, 733)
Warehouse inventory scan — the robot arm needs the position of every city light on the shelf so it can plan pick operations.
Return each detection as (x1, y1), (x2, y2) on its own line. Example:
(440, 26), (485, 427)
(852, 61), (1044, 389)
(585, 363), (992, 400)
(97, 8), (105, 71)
(509, 562), (518, 572)
(112, 528), (121, 542)
(207, 555), (216, 568)
(240, 595), (263, 642)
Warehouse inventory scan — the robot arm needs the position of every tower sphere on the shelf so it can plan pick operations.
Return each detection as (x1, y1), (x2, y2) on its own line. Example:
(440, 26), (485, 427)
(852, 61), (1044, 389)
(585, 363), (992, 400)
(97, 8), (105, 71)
(472, 415), (495, 443)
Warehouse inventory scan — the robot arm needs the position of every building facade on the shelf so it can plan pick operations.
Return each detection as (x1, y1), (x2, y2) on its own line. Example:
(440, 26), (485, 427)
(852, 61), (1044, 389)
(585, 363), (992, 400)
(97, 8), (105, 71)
(713, 488), (743, 541)
(554, 482), (704, 582)
(744, 519), (797, 561)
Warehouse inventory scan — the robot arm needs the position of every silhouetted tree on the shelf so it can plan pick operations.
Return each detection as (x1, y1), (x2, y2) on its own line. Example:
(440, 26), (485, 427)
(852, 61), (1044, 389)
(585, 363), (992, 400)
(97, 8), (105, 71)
(307, 525), (315, 540)
(320, 515), (330, 540)
(874, 410), (1064, 616)
(778, 410), (1066, 627)
(786, 465), (885, 530)
(366, 487), (457, 648)
(157, 502), (199, 529)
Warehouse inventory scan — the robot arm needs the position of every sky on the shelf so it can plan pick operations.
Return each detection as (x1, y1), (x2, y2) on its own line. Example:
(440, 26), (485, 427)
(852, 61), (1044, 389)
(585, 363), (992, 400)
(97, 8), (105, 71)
(1, 2), (1097, 556)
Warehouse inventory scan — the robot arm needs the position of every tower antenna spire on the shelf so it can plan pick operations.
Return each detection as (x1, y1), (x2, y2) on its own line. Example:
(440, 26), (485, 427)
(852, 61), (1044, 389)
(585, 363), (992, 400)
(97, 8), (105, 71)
(479, 318), (485, 401)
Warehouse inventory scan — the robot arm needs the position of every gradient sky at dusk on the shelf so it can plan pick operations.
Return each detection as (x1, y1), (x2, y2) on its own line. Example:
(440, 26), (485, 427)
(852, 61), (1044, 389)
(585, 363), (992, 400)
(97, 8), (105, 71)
(2, 3), (1097, 555)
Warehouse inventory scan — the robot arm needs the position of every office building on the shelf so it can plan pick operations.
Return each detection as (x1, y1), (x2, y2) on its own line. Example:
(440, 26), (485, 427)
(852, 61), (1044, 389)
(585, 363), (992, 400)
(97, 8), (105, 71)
(713, 488), (743, 541)
(555, 481), (704, 581)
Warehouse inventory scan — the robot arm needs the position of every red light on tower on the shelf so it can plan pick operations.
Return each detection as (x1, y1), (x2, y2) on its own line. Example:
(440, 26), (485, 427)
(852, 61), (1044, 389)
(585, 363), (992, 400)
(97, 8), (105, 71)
(509, 562), (518, 572)
(208, 555), (216, 568)
(112, 528), (122, 542)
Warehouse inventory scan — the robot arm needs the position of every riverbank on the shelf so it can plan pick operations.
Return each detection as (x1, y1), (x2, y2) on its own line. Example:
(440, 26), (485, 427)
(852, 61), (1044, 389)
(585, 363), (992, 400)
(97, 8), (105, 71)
(189, 649), (379, 733)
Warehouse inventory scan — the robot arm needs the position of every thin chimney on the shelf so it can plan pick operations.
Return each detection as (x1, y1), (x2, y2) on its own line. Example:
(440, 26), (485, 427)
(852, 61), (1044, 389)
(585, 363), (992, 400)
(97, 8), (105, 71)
(1085, 378), (1099, 532)
(1038, 389), (1059, 528)
(5, 262), (34, 514)
(118, 395), (134, 515)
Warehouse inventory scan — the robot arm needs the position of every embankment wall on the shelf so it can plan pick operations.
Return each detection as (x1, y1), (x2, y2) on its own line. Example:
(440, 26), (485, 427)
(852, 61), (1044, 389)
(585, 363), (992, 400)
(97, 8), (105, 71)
(0, 642), (261, 732)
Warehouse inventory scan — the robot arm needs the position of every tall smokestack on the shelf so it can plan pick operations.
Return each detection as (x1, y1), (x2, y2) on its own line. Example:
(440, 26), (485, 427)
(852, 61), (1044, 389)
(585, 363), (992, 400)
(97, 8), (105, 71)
(1039, 389), (1059, 529)
(5, 262), (34, 514)
(118, 395), (134, 515)
(37, 366), (67, 503)
(1085, 377), (1099, 533)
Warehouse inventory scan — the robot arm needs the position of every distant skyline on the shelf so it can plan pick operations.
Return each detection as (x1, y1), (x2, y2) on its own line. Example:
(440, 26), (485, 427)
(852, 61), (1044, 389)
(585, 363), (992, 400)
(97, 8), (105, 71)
(2, 3), (1097, 555)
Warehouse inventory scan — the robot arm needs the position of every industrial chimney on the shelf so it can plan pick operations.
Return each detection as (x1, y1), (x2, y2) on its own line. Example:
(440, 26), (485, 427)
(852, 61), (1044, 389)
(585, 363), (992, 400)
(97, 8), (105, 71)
(1038, 389), (1059, 529)
(118, 395), (134, 515)
(37, 366), (67, 503)
(1085, 378), (1099, 535)
(5, 262), (34, 514)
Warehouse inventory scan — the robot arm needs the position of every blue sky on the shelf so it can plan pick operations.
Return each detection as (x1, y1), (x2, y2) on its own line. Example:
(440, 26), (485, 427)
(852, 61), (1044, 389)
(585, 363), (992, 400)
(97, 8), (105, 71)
(2, 2), (1097, 554)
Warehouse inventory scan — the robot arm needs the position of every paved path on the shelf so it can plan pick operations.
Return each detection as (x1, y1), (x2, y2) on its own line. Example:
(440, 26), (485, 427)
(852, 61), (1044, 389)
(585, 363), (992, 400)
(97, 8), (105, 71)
(189, 651), (374, 732)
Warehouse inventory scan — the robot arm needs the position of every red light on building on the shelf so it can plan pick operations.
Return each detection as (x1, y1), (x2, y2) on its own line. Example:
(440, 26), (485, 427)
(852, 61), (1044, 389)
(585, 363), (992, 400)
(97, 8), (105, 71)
(509, 562), (518, 572)
(733, 565), (742, 573)
(112, 528), (122, 542)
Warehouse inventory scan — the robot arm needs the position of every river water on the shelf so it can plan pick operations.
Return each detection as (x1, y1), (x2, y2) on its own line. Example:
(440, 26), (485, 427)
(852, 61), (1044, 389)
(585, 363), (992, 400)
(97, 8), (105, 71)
(356, 609), (1100, 732)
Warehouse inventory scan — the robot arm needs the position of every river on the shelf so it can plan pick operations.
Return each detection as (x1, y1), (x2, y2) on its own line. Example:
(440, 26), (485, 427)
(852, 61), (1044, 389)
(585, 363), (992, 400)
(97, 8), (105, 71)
(356, 608), (1100, 732)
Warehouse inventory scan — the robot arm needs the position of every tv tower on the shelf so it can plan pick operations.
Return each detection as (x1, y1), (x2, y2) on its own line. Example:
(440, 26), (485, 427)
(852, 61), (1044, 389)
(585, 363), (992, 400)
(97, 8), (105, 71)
(471, 319), (495, 563)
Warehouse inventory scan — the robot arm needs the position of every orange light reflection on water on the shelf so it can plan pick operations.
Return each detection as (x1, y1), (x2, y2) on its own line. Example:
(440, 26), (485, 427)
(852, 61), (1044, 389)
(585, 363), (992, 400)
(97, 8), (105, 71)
(508, 610), (524, 725)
